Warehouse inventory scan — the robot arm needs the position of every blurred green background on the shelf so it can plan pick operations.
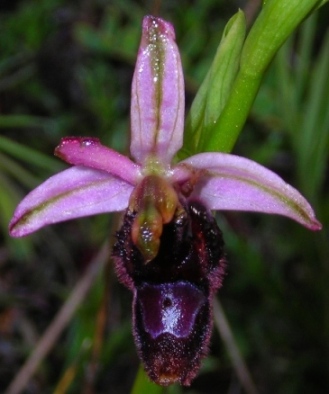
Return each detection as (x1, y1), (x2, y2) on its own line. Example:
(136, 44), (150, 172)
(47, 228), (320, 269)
(0, 0), (328, 393)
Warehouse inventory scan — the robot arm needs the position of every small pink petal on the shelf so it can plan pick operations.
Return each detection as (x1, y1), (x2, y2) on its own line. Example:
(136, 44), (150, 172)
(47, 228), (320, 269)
(9, 166), (133, 237)
(55, 137), (141, 185)
(178, 153), (322, 230)
(130, 16), (184, 165)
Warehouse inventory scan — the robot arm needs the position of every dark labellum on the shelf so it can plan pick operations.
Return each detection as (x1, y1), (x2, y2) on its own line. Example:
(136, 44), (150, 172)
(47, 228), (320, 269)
(112, 200), (226, 386)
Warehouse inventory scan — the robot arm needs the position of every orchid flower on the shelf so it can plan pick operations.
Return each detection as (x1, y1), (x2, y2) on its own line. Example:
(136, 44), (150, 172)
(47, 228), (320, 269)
(9, 16), (321, 386)
(9, 17), (321, 240)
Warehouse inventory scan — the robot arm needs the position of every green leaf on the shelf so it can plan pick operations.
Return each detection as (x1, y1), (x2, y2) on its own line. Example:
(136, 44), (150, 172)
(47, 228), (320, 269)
(298, 30), (329, 197)
(182, 10), (246, 157)
(0, 114), (51, 128)
(203, 0), (323, 153)
(0, 152), (40, 188)
(316, 0), (329, 7)
(0, 135), (64, 172)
